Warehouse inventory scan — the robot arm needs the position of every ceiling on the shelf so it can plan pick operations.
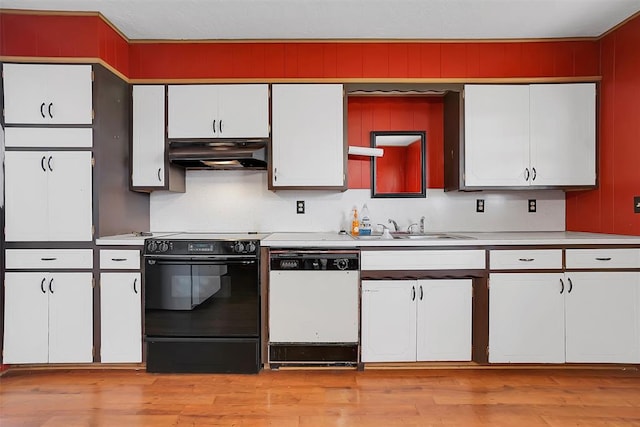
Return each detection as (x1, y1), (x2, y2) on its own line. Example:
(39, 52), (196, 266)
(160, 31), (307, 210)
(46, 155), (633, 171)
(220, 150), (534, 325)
(2, 0), (640, 40)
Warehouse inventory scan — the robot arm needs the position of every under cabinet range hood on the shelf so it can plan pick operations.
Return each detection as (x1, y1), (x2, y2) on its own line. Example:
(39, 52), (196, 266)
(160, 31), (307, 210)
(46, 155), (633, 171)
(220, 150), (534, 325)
(168, 140), (268, 170)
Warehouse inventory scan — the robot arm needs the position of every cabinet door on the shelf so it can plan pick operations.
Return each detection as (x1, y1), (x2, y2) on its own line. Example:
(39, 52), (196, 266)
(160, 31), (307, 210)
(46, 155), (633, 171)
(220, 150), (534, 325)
(272, 84), (345, 187)
(464, 85), (530, 187)
(100, 273), (142, 363)
(48, 273), (94, 363)
(3, 64), (92, 125)
(4, 151), (49, 242)
(47, 152), (93, 241)
(168, 85), (219, 138)
(218, 85), (269, 138)
(132, 85), (166, 187)
(489, 273), (565, 363)
(361, 280), (417, 362)
(3, 273), (50, 363)
(416, 279), (472, 362)
(565, 272), (640, 363)
(530, 83), (596, 186)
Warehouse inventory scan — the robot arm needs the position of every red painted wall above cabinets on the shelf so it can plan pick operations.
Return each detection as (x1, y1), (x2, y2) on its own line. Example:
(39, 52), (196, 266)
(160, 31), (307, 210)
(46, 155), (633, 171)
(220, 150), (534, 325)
(347, 97), (444, 190)
(566, 14), (640, 236)
(0, 12), (129, 75)
(2, 11), (600, 81)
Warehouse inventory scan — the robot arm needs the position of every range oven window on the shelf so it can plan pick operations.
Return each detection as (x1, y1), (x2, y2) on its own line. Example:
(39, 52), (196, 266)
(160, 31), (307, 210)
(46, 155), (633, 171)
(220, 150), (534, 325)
(144, 259), (259, 338)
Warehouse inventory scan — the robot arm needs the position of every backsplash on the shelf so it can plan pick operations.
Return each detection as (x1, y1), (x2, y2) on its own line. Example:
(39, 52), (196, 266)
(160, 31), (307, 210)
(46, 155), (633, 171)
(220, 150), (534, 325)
(149, 170), (566, 233)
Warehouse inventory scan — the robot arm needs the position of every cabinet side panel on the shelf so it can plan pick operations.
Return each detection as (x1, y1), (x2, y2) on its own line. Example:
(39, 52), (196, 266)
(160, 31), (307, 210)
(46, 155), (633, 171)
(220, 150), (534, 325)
(93, 65), (150, 236)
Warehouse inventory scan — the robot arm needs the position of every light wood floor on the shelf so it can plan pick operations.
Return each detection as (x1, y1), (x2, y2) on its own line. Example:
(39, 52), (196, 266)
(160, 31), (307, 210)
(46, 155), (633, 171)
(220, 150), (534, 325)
(1, 368), (640, 426)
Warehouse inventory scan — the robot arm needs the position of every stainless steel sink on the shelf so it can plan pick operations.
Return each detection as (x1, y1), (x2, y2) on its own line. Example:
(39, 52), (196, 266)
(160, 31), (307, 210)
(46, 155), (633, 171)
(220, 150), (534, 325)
(355, 232), (474, 240)
(391, 232), (475, 240)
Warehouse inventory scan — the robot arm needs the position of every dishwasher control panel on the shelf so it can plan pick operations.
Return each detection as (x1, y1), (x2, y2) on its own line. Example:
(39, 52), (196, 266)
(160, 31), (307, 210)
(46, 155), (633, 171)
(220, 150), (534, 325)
(270, 252), (359, 271)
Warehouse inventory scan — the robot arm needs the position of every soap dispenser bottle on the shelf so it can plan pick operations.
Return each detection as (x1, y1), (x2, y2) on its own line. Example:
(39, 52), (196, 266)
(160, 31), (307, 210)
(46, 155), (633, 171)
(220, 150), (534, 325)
(351, 208), (360, 236)
(360, 204), (372, 236)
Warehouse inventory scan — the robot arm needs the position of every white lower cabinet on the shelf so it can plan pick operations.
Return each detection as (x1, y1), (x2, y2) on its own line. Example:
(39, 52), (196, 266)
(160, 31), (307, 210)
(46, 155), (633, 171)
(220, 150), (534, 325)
(361, 279), (472, 363)
(489, 272), (640, 363)
(100, 273), (142, 363)
(3, 272), (93, 364)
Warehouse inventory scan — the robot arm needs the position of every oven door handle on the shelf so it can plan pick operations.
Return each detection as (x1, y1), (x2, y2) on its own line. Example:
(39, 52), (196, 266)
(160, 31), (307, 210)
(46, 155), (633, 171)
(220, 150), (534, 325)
(147, 258), (256, 266)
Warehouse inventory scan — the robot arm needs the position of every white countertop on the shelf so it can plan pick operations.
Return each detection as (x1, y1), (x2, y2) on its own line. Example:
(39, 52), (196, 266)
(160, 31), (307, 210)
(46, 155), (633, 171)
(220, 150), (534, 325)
(261, 231), (640, 248)
(96, 231), (640, 247)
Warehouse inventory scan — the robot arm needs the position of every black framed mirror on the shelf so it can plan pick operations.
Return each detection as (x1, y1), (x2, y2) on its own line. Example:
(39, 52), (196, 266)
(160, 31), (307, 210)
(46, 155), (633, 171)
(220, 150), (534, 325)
(370, 130), (426, 198)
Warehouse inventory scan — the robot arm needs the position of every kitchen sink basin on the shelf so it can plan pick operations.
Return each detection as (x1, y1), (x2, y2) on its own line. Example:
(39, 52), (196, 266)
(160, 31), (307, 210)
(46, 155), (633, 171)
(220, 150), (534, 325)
(355, 232), (474, 240)
(391, 232), (474, 240)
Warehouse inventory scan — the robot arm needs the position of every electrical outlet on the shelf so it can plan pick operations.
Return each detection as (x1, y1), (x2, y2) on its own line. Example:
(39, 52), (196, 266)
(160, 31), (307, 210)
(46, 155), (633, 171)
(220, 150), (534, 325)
(528, 199), (537, 213)
(476, 199), (485, 213)
(296, 200), (305, 214)
(634, 196), (640, 214)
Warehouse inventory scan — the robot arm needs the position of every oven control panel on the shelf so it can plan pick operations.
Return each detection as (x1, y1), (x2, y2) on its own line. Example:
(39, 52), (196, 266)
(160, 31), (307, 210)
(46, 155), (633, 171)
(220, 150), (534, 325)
(144, 239), (259, 256)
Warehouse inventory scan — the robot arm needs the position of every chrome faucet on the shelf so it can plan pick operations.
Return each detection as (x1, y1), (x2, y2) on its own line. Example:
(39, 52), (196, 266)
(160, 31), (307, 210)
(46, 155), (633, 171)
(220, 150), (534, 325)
(388, 219), (399, 232)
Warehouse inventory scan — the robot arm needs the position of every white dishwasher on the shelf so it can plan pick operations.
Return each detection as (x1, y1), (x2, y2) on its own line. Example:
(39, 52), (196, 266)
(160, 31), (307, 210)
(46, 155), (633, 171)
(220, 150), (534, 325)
(268, 250), (359, 367)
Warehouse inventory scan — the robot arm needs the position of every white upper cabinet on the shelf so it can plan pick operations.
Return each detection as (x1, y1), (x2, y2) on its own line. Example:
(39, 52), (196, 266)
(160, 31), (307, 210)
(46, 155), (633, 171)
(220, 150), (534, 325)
(132, 85), (166, 187)
(271, 84), (345, 188)
(5, 151), (93, 242)
(464, 85), (530, 187)
(529, 83), (596, 186)
(464, 83), (596, 189)
(167, 84), (269, 139)
(3, 64), (93, 125)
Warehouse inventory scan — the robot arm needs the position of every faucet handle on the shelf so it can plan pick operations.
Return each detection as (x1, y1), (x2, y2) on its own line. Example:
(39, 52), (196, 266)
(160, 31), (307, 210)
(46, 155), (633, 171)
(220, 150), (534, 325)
(419, 216), (426, 234)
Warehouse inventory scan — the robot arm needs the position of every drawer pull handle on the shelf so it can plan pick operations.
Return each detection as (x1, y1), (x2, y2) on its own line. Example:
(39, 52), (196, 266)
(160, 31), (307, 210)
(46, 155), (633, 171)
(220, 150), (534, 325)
(41, 257), (57, 261)
(133, 278), (138, 294)
(518, 258), (535, 262)
(595, 257), (612, 261)
(560, 278), (565, 294)
(111, 258), (128, 262)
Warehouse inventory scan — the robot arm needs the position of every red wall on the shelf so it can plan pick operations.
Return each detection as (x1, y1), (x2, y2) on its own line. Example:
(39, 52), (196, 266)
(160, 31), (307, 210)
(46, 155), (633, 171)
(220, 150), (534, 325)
(0, 12), (129, 75)
(127, 40), (600, 80)
(1, 12), (599, 81)
(566, 14), (640, 235)
(347, 97), (444, 189)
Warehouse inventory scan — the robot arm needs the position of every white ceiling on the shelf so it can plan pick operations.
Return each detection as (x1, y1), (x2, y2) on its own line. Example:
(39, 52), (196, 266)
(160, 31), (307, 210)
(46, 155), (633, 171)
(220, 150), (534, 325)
(3, 0), (640, 40)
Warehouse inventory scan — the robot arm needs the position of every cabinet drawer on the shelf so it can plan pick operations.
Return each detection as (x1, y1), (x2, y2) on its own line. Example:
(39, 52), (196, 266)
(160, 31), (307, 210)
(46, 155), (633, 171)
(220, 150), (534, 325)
(100, 250), (141, 270)
(361, 250), (485, 271)
(565, 249), (640, 269)
(5, 249), (93, 269)
(5, 127), (93, 148)
(490, 249), (562, 270)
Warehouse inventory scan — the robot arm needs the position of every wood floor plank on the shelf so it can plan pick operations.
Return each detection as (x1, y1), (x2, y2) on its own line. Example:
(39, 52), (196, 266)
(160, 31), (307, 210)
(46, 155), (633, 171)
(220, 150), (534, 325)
(2, 368), (640, 426)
